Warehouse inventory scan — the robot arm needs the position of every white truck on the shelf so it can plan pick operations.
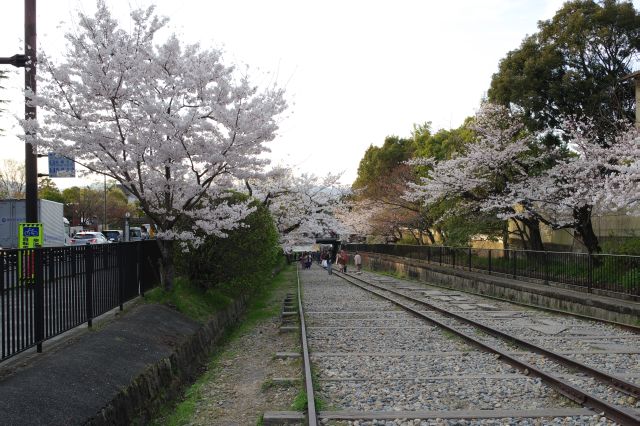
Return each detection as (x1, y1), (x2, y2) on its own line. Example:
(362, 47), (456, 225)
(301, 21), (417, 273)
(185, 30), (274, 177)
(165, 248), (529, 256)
(0, 199), (68, 248)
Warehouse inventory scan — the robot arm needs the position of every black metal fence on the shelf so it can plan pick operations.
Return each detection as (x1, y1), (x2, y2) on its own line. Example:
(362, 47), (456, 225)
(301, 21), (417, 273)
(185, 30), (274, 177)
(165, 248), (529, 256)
(1, 241), (161, 362)
(345, 244), (640, 296)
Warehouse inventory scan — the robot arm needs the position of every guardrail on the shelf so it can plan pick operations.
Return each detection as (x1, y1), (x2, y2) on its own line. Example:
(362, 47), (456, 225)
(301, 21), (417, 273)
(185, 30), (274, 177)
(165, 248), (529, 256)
(0, 241), (161, 362)
(345, 244), (640, 297)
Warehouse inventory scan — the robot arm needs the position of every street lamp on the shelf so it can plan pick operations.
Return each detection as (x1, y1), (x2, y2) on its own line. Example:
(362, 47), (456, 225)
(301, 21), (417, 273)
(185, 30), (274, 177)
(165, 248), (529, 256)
(124, 212), (130, 242)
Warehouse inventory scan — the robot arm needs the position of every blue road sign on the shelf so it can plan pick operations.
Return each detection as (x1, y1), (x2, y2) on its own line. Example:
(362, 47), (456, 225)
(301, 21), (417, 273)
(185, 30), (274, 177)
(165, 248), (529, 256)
(22, 226), (40, 237)
(48, 153), (75, 177)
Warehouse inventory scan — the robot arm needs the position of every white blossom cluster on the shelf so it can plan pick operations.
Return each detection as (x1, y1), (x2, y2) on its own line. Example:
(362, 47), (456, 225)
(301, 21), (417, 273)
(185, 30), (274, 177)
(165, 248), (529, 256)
(249, 166), (349, 250)
(406, 101), (640, 239)
(405, 103), (544, 222)
(334, 198), (384, 238)
(24, 2), (286, 246)
(485, 121), (640, 227)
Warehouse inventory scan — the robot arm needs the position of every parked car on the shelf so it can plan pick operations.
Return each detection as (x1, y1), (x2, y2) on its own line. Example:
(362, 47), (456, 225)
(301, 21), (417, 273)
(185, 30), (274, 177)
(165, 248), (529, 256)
(68, 231), (110, 245)
(103, 230), (123, 242)
(128, 227), (142, 242)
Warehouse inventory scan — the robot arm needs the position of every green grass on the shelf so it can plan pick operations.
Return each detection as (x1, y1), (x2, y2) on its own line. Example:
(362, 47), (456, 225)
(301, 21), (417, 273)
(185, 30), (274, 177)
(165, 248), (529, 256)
(291, 391), (307, 411)
(148, 264), (296, 425)
(289, 391), (326, 412)
(144, 277), (234, 323)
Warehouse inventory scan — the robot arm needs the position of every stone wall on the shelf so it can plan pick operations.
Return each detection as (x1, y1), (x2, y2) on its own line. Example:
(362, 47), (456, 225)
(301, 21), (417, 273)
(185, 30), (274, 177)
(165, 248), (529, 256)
(88, 297), (247, 425)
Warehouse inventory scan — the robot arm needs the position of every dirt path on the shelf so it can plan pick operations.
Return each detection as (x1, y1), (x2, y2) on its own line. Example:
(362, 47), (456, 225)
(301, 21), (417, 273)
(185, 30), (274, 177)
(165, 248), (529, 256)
(188, 269), (302, 425)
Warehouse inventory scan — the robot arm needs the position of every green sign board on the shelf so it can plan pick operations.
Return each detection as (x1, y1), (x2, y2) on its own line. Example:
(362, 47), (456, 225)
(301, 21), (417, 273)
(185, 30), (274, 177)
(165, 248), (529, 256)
(19, 222), (43, 248)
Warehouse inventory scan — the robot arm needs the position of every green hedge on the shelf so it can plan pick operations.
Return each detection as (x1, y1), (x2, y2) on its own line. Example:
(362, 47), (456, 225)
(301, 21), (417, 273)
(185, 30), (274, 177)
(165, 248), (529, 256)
(175, 194), (281, 295)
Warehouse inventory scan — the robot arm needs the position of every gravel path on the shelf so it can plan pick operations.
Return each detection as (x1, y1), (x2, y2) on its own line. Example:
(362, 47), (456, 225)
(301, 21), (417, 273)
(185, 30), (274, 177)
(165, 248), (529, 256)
(299, 266), (612, 424)
(351, 271), (640, 413)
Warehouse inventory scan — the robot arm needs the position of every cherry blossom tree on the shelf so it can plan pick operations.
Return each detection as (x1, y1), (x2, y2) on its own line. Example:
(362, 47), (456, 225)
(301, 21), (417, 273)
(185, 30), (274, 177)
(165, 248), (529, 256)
(26, 2), (286, 289)
(406, 103), (550, 250)
(487, 121), (640, 254)
(247, 167), (348, 250)
(334, 198), (381, 240)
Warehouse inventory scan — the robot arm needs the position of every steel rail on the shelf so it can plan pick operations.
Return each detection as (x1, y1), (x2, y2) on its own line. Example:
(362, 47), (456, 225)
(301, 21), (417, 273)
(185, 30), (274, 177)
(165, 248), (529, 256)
(341, 271), (640, 398)
(296, 265), (318, 426)
(362, 252), (640, 333)
(334, 271), (640, 425)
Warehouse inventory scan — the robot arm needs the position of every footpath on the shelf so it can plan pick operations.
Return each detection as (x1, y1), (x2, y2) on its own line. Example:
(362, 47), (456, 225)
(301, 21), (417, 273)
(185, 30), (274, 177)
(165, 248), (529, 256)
(0, 302), (203, 425)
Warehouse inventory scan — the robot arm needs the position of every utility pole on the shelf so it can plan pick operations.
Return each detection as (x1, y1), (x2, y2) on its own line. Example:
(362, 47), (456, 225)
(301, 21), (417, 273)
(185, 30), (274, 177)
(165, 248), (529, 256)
(25, 0), (38, 223)
(103, 174), (107, 230)
(622, 70), (640, 129)
(2, 2), (39, 222)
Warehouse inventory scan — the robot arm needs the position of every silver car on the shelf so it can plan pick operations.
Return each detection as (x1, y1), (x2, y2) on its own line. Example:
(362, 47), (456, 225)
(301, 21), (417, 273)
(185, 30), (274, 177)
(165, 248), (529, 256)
(68, 231), (110, 245)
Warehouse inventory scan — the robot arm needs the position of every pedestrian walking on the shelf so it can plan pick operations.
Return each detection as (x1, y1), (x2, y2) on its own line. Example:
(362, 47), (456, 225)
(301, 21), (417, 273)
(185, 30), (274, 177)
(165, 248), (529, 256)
(327, 254), (333, 275)
(354, 251), (362, 274)
(340, 249), (349, 273)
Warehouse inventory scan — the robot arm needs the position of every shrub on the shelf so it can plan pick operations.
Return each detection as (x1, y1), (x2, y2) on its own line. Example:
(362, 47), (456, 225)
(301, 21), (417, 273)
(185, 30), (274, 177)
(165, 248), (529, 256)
(175, 193), (281, 294)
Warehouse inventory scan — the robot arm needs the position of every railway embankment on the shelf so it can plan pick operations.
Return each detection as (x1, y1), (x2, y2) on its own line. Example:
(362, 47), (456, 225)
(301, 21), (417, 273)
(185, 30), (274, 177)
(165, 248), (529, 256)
(354, 252), (640, 326)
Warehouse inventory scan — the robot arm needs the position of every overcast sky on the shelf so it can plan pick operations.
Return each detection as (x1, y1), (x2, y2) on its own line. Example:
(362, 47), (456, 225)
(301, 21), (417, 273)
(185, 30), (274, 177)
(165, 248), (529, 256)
(1, 0), (638, 187)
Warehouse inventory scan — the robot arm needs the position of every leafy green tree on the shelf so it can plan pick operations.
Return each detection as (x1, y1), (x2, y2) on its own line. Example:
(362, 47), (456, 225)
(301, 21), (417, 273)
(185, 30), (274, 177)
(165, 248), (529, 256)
(38, 177), (64, 203)
(62, 186), (103, 226)
(488, 0), (640, 141)
(352, 131), (432, 243)
(353, 135), (419, 190)
(413, 119), (475, 161)
(351, 121), (487, 246)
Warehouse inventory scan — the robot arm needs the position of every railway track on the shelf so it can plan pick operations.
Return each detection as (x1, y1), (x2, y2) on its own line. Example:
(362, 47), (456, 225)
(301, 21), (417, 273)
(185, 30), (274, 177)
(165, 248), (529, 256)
(296, 265), (640, 425)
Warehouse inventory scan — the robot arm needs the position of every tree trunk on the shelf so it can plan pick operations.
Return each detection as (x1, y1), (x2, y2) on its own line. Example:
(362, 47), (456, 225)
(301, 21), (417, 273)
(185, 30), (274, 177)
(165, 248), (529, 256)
(425, 228), (436, 245)
(521, 217), (545, 251)
(502, 221), (510, 260)
(512, 220), (529, 250)
(158, 239), (175, 291)
(574, 206), (601, 255)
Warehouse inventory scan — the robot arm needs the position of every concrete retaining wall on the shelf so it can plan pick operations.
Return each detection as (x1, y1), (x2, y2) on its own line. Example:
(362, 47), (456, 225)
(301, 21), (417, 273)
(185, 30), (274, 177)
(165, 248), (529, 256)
(88, 297), (247, 425)
(359, 252), (640, 326)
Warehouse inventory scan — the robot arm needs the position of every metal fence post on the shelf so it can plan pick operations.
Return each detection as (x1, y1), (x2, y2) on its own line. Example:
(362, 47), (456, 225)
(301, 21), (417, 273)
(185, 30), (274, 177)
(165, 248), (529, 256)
(103, 245), (109, 270)
(34, 249), (44, 353)
(439, 246), (442, 265)
(488, 249), (492, 274)
(588, 254), (593, 293)
(512, 250), (517, 279)
(544, 251), (549, 285)
(71, 248), (76, 277)
(427, 246), (431, 263)
(452, 249), (456, 268)
(85, 246), (94, 328)
(118, 245), (125, 310)
(137, 243), (143, 297)
(468, 247), (472, 271)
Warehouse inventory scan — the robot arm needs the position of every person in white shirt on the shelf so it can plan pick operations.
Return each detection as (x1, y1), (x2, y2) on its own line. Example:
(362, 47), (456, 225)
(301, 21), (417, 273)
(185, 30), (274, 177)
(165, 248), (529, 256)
(354, 252), (362, 274)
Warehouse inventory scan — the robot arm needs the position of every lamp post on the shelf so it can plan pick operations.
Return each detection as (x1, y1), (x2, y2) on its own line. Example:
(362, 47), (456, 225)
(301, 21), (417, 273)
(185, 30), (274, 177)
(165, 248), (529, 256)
(124, 211), (130, 242)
